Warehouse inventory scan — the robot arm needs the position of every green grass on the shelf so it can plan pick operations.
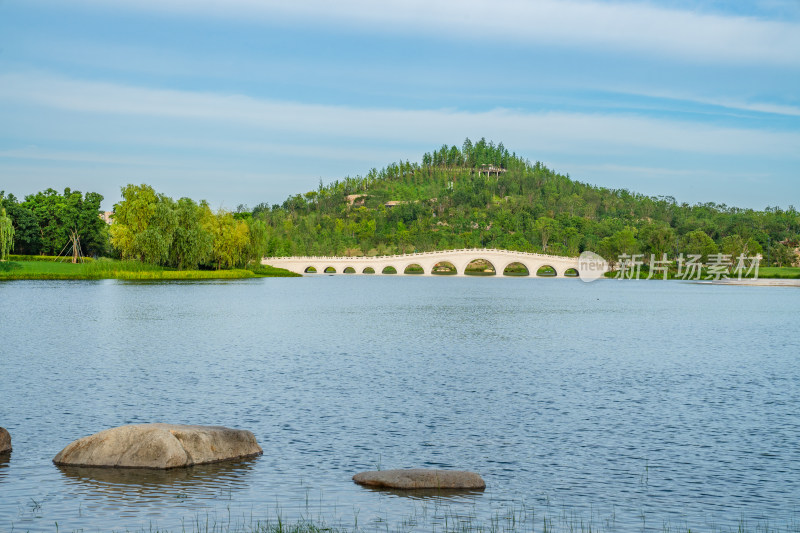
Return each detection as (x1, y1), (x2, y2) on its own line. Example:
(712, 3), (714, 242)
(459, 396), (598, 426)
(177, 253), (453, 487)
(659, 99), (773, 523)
(464, 269), (496, 276)
(248, 264), (302, 277)
(1, 260), (86, 276)
(536, 266), (557, 277)
(605, 265), (800, 280)
(0, 260), (105, 279)
(0, 257), (298, 280)
(754, 267), (800, 279)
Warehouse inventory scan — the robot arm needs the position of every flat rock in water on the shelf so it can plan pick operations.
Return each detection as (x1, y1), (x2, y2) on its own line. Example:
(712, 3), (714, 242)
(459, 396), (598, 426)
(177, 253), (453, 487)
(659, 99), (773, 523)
(352, 469), (485, 490)
(53, 424), (262, 469)
(0, 427), (10, 454)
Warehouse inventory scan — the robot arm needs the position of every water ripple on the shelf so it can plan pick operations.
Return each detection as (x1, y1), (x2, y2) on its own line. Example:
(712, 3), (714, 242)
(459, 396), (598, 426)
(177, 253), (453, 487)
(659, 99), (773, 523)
(0, 278), (798, 531)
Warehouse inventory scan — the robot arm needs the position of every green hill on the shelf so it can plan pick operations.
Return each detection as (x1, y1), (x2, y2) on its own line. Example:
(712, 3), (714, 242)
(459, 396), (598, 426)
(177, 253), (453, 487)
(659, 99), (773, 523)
(251, 138), (799, 266)
(4, 138), (797, 270)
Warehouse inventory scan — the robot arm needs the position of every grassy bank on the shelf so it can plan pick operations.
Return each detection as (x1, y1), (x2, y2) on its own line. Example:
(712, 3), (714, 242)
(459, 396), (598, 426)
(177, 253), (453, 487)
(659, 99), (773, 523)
(606, 265), (800, 280)
(0, 257), (299, 280)
(248, 264), (303, 277)
(754, 266), (800, 279)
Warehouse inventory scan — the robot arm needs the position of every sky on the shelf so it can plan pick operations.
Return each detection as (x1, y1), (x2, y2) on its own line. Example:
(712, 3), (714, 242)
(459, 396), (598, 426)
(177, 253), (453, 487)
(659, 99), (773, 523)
(0, 0), (798, 211)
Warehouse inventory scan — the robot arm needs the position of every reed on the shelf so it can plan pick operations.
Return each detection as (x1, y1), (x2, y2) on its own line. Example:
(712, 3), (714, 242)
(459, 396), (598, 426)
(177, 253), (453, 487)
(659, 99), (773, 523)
(60, 503), (799, 533)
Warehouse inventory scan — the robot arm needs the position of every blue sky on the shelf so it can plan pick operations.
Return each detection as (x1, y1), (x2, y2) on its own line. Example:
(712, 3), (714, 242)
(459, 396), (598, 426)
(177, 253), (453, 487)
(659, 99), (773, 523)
(0, 0), (798, 211)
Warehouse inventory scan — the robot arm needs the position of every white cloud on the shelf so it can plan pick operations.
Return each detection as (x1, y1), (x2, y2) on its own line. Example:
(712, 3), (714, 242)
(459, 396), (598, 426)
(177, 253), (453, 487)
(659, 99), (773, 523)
(0, 142), (403, 168)
(61, 0), (800, 66)
(1, 72), (798, 160)
(612, 87), (800, 117)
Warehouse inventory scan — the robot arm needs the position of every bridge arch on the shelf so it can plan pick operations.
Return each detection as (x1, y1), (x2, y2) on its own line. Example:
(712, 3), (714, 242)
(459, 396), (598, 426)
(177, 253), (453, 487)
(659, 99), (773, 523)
(465, 258), (496, 276)
(323, 266), (337, 274)
(343, 266), (356, 274)
(502, 261), (530, 276)
(304, 266), (317, 274)
(381, 266), (398, 274)
(403, 263), (424, 275)
(564, 267), (579, 277)
(431, 261), (457, 275)
(536, 264), (557, 277)
(363, 266), (375, 274)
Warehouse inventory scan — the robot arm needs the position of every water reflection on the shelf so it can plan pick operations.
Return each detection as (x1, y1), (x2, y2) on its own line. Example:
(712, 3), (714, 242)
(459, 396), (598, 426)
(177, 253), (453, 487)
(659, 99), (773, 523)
(56, 457), (258, 500)
(0, 453), (10, 479)
(118, 279), (255, 286)
(356, 484), (486, 501)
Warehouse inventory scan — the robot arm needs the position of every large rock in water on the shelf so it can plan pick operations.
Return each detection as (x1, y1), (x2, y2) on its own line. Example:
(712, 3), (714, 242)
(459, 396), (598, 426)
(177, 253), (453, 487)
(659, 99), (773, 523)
(353, 469), (485, 490)
(0, 427), (10, 454)
(53, 424), (262, 469)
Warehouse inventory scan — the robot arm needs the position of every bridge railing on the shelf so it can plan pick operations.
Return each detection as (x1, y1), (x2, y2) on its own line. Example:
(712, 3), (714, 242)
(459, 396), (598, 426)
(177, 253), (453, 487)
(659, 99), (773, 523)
(265, 248), (579, 262)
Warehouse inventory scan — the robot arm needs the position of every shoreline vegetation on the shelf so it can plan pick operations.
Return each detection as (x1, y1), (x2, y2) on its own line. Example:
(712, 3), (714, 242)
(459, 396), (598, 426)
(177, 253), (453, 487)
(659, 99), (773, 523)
(3, 254), (800, 281)
(0, 256), (299, 280)
(27, 505), (800, 533)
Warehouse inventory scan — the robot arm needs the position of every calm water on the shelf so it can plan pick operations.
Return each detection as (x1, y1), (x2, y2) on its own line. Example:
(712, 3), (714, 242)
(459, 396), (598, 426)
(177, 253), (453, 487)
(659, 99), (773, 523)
(0, 277), (799, 532)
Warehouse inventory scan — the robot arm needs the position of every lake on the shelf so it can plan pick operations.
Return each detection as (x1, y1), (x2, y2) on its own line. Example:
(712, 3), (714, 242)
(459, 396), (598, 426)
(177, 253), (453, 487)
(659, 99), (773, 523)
(1, 277), (799, 532)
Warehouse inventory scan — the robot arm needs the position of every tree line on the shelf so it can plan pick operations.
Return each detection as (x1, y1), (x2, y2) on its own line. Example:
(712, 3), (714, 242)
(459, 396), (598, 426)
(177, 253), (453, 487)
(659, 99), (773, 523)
(0, 185), (268, 269)
(2, 138), (799, 268)
(0, 188), (108, 258)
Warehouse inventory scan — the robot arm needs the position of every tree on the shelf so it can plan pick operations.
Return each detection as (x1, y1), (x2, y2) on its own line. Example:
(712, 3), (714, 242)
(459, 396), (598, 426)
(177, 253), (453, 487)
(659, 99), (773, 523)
(245, 216), (270, 263)
(110, 184), (177, 264)
(0, 194), (42, 255)
(203, 207), (250, 269)
(8, 206), (40, 255)
(720, 234), (762, 261)
(21, 188), (106, 257)
(598, 227), (638, 265)
(0, 207), (14, 260)
(73, 191), (107, 257)
(170, 198), (212, 269)
(396, 221), (411, 253)
(640, 224), (676, 258)
(534, 217), (557, 252)
(771, 243), (796, 267)
(681, 230), (718, 262)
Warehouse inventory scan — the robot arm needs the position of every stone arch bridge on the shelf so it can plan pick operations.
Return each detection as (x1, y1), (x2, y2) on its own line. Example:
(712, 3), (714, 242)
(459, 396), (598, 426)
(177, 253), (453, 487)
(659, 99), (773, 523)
(263, 249), (582, 278)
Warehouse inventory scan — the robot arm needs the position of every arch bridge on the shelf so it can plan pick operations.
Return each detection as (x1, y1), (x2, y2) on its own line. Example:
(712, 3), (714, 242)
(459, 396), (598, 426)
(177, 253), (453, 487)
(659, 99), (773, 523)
(263, 249), (583, 278)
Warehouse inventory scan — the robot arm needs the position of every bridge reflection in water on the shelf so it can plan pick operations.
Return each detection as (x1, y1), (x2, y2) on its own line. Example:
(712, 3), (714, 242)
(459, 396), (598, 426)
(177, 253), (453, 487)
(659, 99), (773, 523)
(264, 249), (582, 278)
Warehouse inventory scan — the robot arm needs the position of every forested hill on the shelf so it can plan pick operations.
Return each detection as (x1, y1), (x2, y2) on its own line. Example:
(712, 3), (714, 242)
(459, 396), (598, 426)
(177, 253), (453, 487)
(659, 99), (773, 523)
(251, 138), (799, 266)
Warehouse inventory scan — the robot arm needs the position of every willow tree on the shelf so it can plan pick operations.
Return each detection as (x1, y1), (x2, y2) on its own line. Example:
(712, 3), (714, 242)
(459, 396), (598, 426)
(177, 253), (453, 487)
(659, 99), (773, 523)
(202, 206), (250, 269)
(110, 184), (177, 265)
(0, 207), (14, 261)
(170, 198), (212, 270)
